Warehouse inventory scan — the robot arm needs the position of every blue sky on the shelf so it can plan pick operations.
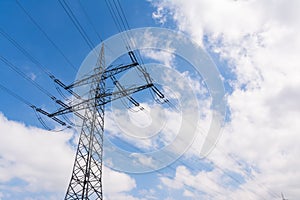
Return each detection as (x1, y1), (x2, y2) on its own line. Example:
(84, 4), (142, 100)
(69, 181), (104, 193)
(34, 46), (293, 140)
(0, 0), (157, 126)
(1, 0), (300, 200)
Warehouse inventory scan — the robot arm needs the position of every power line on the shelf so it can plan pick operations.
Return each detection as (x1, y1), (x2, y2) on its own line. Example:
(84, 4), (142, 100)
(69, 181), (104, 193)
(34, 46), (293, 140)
(104, 0), (131, 50)
(0, 81), (71, 131)
(0, 27), (83, 104)
(100, 128), (229, 199)
(77, 0), (103, 42)
(112, 0), (146, 67)
(176, 126), (280, 199)
(189, 126), (281, 199)
(58, 0), (95, 51)
(115, 0), (131, 32)
(0, 82), (34, 108)
(15, 0), (77, 71)
(111, 0), (129, 35)
(0, 28), (76, 101)
(105, 96), (278, 199)
(0, 28), (53, 78)
(112, 0), (135, 49)
(1, 1), (280, 198)
(0, 55), (56, 100)
(77, 0), (126, 65)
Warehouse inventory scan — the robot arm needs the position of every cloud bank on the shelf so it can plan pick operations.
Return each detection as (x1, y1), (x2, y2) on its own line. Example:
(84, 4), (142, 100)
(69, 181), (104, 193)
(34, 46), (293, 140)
(151, 0), (300, 199)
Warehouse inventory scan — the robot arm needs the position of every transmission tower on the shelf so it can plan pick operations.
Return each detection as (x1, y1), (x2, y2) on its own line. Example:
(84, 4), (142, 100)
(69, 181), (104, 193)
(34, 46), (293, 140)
(64, 45), (106, 199)
(31, 44), (166, 199)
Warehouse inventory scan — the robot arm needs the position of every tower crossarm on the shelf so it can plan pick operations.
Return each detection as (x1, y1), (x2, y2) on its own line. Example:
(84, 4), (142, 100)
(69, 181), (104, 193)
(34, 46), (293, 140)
(110, 75), (140, 107)
(35, 107), (68, 126)
(65, 62), (138, 90)
(48, 83), (153, 117)
(104, 82), (152, 107)
(53, 78), (81, 99)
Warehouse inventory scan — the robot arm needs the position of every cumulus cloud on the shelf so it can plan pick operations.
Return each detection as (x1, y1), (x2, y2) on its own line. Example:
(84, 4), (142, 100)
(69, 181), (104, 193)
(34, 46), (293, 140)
(0, 113), (139, 199)
(160, 165), (226, 199)
(105, 65), (212, 153)
(2, 0), (300, 199)
(103, 165), (136, 196)
(141, 49), (175, 68)
(151, 0), (300, 199)
(0, 112), (74, 194)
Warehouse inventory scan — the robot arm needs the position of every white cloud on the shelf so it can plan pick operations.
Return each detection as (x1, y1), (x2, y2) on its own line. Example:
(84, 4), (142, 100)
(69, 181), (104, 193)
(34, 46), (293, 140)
(27, 72), (36, 81)
(160, 165), (227, 199)
(141, 49), (175, 68)
(152, 0), (300, 199)
(138, 189), (157, 200)
(103, 166), (143, 200)
(152, 5), (168, 24)
(105, 104), (182, 150)
(131, 153), (156, 169)
(103, 166), (136, 195)
(0, 112), (74, 193)
(104, 193), (140, 200)
(104, 57), (212, 156)
(183, 189), (194, 197)
(0, 113), (140, 199)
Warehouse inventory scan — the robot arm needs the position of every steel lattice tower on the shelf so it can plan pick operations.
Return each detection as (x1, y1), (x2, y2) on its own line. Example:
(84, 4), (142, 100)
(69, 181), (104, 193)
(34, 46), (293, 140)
(48, 45), (157, 199)
(31, 43), (160, 199)
(64, 46), (106, 199)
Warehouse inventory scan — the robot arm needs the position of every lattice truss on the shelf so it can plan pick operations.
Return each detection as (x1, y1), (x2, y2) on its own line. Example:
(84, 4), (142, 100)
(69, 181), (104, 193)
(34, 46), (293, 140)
(32, 45), (167, 199)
